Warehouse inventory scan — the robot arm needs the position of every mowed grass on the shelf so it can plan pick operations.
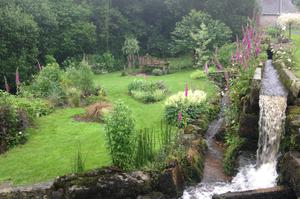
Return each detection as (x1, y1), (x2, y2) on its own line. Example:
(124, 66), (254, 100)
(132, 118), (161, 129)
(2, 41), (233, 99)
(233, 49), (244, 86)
(0, 70), (218, 185)
(292, 34), (300, 77)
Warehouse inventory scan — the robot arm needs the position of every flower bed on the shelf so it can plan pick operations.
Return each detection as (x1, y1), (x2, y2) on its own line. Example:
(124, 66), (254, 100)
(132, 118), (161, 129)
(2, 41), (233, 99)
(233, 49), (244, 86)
(128, 79), (168, 103)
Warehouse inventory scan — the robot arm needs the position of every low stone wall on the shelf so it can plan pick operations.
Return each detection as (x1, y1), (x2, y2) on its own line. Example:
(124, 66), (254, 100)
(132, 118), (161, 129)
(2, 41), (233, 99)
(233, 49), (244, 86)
(212, 186), (296, 199)
(238, 68), (261, 150)
(279, 151), (300, 198)
(274, 61), (300, 105)
(286, 106), (300, 151)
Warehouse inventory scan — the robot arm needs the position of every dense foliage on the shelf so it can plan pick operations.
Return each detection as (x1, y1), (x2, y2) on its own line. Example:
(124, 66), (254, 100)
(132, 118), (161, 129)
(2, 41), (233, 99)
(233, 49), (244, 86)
(170, 10), (232, 56)
(0, 91), (52, 153)
(105, 101), (135, 169)
(128, 79), (168, 103)
(0, 0), (257, 90)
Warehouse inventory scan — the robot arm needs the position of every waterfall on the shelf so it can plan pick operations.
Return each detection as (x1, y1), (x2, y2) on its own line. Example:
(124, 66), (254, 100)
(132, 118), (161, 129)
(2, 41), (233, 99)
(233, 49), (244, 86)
(257, 60), (287, 166)
(182, 60), (287, 199)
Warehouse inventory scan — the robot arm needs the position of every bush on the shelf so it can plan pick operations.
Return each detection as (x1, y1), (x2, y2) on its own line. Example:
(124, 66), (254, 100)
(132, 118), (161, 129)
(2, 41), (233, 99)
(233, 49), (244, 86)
(0, 91), (53, 153)
(218, 43), (236, 67)
(128, 79), (168, 103)
(266, 26), (281, 38)
(105, 101), (135, 169)
(152, 69), (164, 76)
(65, 87), (82, 107)
(0, 104), (27, 153)
(64, 61), (96, 96)
(164, 90), (208, 127)
(45, 55), (57, 65)
(0, 91), (53, 120)
(190, 67), (216, 79)
(92, 52), (119, 74)
(29, 62), (64, 99)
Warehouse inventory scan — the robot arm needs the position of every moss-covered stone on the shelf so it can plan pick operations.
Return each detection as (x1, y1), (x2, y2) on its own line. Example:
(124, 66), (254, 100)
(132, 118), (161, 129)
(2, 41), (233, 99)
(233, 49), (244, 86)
(288, 106), (300, 115)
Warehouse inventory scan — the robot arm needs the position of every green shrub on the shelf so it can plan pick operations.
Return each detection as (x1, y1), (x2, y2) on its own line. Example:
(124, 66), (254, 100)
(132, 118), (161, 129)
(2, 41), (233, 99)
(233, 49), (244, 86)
(164, 90), (208, 127)
(190, 67), (216, 79)
(266, 26), (281, 38)
(0, 91), (53, 120)
(128, 79), (168, 103)
(223, 132), (244, 175)
(105, 101), (135, 169)
(45, 54), (57, 65)
(64, 61), (96, 96)
(218, 43), (236, 67)
(65, 87), (82, 107)
(152, 69), (164, 76)
(0, 91), (52, 153)
(0, 104), (27, 153)
(92, 52), (119, 73)
(27, 62), (65, 102)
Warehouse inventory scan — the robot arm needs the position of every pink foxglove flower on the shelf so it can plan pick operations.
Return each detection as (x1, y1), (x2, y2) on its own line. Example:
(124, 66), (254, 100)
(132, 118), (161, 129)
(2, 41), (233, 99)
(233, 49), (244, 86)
(178, 111), (183, 125)
(185, 82), (188, 97)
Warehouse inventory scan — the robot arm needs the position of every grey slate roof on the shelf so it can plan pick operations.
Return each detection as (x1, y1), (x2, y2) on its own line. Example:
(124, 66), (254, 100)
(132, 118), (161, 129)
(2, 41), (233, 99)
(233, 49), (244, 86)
(259, 0), (298, 15)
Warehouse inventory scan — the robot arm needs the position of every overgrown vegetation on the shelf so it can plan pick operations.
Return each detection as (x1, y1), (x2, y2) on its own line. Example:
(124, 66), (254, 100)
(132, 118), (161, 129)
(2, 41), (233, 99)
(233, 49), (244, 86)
(0, 91), (52, 153)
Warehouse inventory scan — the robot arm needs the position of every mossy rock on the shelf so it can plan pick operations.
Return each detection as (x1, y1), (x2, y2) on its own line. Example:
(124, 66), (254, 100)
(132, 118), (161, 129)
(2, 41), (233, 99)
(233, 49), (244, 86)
(288, 106), (300, 115)
(181, 148), (204, 183)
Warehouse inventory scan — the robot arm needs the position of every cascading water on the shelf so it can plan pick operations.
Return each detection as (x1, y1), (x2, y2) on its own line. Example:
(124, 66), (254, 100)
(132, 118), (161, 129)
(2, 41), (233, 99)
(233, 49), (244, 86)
(182, 60), (287, 199)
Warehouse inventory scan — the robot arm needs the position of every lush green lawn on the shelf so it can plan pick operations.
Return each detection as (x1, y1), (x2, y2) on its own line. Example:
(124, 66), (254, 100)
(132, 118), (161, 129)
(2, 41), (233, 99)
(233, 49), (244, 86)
(0, 70), (218, 185)
(292, 34), (300, 77)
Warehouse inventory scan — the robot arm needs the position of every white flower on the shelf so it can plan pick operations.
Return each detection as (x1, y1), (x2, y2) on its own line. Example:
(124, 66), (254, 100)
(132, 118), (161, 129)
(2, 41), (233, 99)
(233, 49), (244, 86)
(165, 90), (207, 107)
(287, 58), (292, 62)
(19, 132), (22, 135)
(277, 13), (300, 29)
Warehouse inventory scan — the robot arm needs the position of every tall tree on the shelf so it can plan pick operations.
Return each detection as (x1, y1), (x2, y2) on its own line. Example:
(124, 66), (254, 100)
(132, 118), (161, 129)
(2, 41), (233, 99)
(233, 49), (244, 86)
(0, 3), (39, 90)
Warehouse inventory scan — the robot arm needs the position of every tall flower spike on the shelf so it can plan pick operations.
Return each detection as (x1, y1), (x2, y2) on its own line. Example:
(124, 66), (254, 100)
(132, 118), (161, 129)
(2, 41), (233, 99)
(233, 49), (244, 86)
(178, 111), (183, 125)
(185, 82), (188, 97)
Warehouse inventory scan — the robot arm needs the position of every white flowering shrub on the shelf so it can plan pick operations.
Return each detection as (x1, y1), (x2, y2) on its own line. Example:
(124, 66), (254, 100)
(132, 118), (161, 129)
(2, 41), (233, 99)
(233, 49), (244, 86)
(273, 46), (295, 68)
(165, 90), (207, 107)
(164, 90), (211, 127)
(277, 13), (300, 38)
(277, 13), (300, 29)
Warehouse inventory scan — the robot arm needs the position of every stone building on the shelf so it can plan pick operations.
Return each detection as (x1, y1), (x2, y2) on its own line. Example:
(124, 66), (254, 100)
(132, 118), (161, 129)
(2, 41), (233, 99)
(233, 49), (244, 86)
(258, 0), (299, 26)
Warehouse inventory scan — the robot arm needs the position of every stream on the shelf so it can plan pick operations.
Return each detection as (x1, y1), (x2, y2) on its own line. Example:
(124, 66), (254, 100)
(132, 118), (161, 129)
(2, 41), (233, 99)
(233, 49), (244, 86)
(182, 60), (288, 199)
